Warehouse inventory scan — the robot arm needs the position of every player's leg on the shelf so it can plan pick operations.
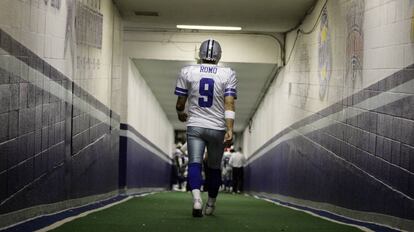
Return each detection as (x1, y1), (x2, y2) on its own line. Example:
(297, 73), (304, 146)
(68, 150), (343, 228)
(204, 129), (225, 215)
(240, 167), (244, 192)
(235, 167), (242, 193)
(186, 127), (206, 217)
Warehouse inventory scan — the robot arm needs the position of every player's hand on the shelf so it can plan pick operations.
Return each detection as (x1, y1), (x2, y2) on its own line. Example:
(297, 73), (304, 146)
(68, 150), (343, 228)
(223, 130), (233, 148)
(177, 112), (188, 122)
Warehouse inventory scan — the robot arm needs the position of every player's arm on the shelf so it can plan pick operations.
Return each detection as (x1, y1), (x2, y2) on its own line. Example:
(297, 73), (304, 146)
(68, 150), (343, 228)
(176, 96), (188, 122)
(175, 68), (189, 122)
(223, 95), (235, 147)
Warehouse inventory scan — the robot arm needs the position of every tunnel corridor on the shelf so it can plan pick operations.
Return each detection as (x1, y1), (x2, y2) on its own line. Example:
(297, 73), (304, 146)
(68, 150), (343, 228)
(0, 0), (413, 231)
(5, 192), (371, 232)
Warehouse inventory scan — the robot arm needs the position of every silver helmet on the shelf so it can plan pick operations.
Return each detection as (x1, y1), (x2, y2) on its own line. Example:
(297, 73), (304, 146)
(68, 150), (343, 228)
(199, 39), (222, 63)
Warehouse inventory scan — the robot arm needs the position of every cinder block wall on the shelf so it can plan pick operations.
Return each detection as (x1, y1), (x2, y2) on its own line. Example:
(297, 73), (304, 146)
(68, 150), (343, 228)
(0, 0), (123, 225)
(244, 0), (414, 228)
(0, 0), (174, 226)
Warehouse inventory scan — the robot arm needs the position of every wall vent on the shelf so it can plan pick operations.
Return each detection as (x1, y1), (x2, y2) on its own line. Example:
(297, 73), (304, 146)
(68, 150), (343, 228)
(134, 11), (159, 16)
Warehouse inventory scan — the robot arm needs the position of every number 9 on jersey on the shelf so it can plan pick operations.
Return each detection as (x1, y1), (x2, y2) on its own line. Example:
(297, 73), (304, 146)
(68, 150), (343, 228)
(198, 78), (215, 108)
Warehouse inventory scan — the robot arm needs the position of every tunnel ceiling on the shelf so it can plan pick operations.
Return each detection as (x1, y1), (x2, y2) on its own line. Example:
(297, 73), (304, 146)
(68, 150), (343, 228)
(115, 0), (317, 32)
(133, 59), (276, 132)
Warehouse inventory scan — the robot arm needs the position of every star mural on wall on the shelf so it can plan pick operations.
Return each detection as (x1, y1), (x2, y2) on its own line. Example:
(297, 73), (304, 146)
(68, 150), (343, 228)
(345, 0), (365, 89)
(411, 0), (414, 42)
(318, 6), (331, 100)
(64, 0), (76, 72)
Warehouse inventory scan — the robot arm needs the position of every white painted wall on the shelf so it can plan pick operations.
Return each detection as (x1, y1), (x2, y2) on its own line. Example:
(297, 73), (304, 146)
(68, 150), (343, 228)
(0, 0), (122, 110)
(0, 0), (69, 75)
(76, 0), (122, 108)
(243, 0), (414, 157)
(123, 31), (281, 64)
(122, 59), (174, 155)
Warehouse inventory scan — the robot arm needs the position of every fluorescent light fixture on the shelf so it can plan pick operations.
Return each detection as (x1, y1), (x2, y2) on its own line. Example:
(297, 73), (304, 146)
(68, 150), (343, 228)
(177, 25), (242, 31)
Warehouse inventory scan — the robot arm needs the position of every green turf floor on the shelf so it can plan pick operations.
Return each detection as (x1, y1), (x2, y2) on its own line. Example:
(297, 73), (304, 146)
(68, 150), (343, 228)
(51, 191), (362, 232)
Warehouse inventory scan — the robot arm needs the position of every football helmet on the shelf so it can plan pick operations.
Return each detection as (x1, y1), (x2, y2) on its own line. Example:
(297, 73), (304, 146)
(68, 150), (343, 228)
(199, 39), (222, 63)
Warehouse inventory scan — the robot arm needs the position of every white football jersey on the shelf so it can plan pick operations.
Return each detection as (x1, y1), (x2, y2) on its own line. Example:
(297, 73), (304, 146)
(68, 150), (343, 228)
(175, 64), (237, 131)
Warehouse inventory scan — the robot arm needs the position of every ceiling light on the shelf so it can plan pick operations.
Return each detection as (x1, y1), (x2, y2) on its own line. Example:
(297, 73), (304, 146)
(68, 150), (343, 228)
(176, 25), (242, 31)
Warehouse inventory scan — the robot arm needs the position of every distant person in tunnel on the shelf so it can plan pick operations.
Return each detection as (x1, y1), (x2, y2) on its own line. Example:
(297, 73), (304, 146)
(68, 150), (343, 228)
(172, 143), (187, 191)
(221, 148), (233, 192)
(229, 147), (246, 194)
(174, 39), (237, 217)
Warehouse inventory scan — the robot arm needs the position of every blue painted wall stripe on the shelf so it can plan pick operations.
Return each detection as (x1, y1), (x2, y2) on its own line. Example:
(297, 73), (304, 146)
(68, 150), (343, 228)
(257, 195), (401, 232)
(0, 194), (131, 232)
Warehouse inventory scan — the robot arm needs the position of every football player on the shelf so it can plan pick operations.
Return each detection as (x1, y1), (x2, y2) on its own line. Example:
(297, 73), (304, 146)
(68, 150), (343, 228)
(174, 39), (237, 217)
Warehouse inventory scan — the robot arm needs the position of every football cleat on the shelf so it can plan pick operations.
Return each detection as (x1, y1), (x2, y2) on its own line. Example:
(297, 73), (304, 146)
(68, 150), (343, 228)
(204, 203), (215, 216)
(192, 199), (203, 217)
(192, 208), (203, 217)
